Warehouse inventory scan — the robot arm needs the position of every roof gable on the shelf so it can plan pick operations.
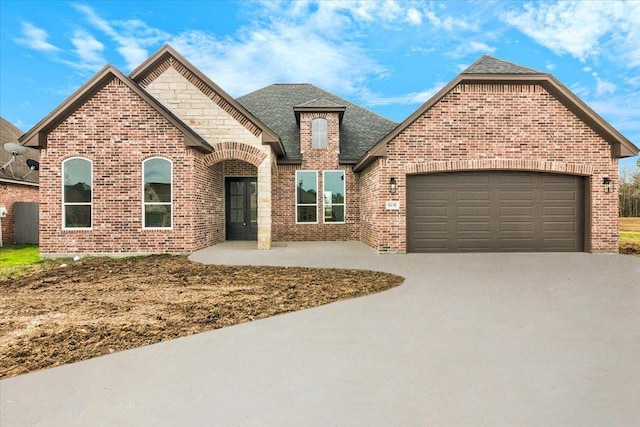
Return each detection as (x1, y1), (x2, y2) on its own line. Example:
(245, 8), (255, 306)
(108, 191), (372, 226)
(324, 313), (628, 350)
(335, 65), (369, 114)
(237, 84), (397, 162)
(355, 56), (638, 171)
(19, 65), (213, 154)
(130, 44), (284, 156)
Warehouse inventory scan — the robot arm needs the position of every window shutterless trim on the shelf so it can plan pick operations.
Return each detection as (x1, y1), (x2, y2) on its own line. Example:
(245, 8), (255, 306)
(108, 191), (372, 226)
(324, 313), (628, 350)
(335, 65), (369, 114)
(295, 170), (318, 224)
(142, 157), (173, 230)
(323, 170), (346, 224)
(62, 157), (93, 230)
(311, 118), (327, 149)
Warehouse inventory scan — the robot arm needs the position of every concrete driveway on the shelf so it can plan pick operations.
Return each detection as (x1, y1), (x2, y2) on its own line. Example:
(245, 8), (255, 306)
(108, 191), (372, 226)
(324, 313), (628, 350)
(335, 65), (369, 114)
(1, 242), (639, 426)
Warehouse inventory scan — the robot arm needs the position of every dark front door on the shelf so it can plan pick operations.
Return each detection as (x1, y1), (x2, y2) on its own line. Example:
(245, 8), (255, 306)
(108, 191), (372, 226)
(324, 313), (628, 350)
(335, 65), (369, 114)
(225, 177), (258, 241)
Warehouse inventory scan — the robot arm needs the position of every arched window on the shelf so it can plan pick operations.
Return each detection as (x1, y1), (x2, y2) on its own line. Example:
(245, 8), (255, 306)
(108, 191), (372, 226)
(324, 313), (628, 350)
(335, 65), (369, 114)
(62, 157), (92, 229)
(312, 118), (327, 148)
(143, 157), (172, 228)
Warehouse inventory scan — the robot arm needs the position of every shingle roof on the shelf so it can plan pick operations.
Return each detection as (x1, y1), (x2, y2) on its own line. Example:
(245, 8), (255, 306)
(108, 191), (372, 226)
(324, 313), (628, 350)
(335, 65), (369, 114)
(463, 55), (540, 74)
(1, 117), (39, 185)
(237, 84), (397, 161)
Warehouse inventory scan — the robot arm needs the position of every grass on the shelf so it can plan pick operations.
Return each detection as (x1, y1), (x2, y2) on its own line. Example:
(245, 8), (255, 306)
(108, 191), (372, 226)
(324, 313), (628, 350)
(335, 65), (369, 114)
(620, 217), (640, 245)
(0, 245), (42, 279)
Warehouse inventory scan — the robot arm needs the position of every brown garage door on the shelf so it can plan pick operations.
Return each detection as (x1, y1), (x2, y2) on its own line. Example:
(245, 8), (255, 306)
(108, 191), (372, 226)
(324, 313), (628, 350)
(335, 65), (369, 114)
(407, 171), (585, 252)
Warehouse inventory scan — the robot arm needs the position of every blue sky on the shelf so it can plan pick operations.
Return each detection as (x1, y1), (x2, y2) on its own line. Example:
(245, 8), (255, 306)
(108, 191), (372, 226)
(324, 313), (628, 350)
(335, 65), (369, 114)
(1, 0), (638, 172)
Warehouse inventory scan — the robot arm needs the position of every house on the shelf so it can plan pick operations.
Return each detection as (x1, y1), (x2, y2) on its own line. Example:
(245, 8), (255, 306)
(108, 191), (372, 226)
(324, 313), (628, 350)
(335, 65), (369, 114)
(19, 45), (638, 256)
(0, 117), (39, 245)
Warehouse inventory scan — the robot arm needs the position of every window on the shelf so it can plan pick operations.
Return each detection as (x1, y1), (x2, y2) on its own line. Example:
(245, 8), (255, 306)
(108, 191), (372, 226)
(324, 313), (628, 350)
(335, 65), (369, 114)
(296, 170), (317, 223)
(143, 157), (172, 228)
(323, 171), (345, 223)
(312, 118), (327, 148)
(63, 157), (92, 229)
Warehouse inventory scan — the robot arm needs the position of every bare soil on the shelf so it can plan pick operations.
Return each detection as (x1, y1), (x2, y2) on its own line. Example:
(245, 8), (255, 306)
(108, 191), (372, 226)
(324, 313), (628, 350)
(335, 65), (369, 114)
(0, 255), (403, 378)
(619, 243), (640, 256)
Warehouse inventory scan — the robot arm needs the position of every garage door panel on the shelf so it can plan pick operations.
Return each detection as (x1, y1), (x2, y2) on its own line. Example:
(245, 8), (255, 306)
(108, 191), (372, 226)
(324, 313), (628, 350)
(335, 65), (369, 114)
(543, 206), (576, 216)
(500, 221), (534, 232)
(544, 190), (578, 201)
(458, 221), (491, 232)
(407, 171), (584, 252)
(458, 190), (490, 200)
(500, 206), (534, 216)
(457, 174), (490, 184)
(544, 222), (577, 232)
(501, 190), (534, 201)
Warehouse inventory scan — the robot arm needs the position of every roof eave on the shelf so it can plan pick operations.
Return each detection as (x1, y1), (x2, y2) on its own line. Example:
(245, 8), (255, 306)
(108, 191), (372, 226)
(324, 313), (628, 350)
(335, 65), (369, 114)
(19, 65), (116, 148)
(0, 177), (39, 187)
(18, 64), (213, 154)
(293, 106), (347, 124)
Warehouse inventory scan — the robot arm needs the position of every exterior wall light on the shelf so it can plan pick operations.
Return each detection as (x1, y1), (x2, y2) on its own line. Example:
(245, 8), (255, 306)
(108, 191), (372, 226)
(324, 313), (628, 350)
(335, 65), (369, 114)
(389, 177), (397, 194)
(603, 176), (613, 193)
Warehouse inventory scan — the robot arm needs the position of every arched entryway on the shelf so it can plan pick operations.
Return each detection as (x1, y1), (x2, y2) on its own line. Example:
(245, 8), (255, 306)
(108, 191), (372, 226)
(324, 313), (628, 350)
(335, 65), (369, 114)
(202, 142), (273, 249)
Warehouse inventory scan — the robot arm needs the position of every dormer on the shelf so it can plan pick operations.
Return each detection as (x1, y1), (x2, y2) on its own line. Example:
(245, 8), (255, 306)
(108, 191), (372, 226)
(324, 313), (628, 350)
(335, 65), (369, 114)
(294, 99), (346, 156)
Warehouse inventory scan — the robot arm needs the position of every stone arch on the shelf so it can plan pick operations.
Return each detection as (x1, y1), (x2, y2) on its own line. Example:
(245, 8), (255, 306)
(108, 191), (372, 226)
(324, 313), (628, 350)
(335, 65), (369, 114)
(202, 142), (267, 167)
(405, 159), (594, 176)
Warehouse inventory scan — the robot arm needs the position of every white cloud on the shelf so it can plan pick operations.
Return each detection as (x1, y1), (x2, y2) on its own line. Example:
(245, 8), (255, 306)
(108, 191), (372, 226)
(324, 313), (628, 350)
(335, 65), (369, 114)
(359, 82), (446, 106)
(595, 77), (617, 96)
(502, 1), (640, 67)
(545, 62), (555, 71)
(73, 4), (169, 70)
(448, 40), (496, 58)
(406, 8), (423, 25)
(171, 24), (385, 97)
(16, 22), (60, 52)
(583, 66), (592, 72)
(69, 30), (105, 71)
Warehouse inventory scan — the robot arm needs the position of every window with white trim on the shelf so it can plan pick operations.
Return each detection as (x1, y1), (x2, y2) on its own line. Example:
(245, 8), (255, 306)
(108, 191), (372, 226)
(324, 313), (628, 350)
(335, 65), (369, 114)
(296, 170), (318, 223)
(312, 118), (327, 148)
(62, 157), (92, 229)
(323, 170), (345, 223)
(143, 157), (172, 228)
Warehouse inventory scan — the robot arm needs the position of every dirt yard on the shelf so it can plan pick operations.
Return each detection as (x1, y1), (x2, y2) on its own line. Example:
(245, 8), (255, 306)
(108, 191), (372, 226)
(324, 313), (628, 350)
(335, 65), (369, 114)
(0, 255), (403, 378)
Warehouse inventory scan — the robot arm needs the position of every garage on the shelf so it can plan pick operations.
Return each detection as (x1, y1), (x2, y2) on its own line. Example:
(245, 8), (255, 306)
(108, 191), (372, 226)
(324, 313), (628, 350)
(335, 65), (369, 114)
(407, 171), (585, 252)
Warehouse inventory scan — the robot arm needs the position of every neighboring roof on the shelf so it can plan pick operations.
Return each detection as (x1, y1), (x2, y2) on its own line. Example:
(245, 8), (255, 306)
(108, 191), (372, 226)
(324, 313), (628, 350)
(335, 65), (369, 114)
(463, 55), (539, 74)
(130, 44), (285, 157)
(19, 65), (213, 154)
(0, 117), (39, 186)
(355, 55), (639, 172)
(237, 84), (397, 162)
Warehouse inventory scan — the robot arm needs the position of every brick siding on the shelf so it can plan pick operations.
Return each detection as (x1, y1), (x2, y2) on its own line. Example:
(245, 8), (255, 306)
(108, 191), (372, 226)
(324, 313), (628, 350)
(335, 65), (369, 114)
(0, 183), (38, 245)
(272, 112), (360, 241)
(362, 82), (619, 253)
(40, 77), (203, 256)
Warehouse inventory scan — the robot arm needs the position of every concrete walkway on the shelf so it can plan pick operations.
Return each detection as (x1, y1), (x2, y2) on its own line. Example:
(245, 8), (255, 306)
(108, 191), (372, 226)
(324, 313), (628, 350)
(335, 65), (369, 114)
(2, 242), (639, 426)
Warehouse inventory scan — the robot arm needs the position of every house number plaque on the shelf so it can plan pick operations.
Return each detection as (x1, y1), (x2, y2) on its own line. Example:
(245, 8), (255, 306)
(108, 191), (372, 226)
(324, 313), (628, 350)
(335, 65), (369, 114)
(385, 201), (400, 210)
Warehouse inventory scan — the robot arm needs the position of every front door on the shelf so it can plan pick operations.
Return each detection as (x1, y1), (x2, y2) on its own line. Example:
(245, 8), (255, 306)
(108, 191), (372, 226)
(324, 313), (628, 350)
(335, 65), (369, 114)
(225, 177), (258, 240)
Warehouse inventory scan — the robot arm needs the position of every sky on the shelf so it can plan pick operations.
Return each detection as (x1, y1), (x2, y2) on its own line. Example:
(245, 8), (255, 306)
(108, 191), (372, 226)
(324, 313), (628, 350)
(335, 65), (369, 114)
(1, 0), (638, 173)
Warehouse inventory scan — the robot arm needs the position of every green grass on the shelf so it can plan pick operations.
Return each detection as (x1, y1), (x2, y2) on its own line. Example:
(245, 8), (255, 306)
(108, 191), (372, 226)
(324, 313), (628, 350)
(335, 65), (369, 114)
(620, 232), (640, 245)
(620, 218), (640, 246)
(0, 245), (42, 279)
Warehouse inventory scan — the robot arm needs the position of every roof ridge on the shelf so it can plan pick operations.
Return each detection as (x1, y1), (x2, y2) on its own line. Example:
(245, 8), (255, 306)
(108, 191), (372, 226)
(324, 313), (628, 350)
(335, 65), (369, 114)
(462, 55), (540, 74)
